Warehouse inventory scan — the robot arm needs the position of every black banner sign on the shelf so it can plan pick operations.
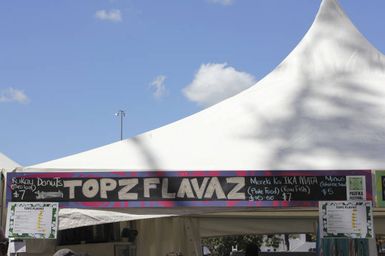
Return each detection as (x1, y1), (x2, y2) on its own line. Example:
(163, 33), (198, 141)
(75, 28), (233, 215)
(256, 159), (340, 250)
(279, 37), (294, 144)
(7, 171), (372, 208)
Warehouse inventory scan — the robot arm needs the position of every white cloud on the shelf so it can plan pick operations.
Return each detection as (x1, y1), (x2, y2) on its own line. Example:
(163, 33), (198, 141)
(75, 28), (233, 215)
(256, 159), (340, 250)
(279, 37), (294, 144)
(207, 0), (234, 6)
(95, 9), (122, 22)
(150, 75), (167, 99)
(183, 63), (256, 107)
(0, 87), (29, 104)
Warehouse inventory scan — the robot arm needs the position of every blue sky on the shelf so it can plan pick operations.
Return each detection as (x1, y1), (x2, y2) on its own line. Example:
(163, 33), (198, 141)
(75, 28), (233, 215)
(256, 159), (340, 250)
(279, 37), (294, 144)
(1, 0), (385, 166)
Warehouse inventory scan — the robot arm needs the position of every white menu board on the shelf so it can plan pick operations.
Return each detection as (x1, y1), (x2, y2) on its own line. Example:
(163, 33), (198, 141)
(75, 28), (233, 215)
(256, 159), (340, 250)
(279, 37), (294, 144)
(6, 202), (59, 239)
(319, 201), (373, 238)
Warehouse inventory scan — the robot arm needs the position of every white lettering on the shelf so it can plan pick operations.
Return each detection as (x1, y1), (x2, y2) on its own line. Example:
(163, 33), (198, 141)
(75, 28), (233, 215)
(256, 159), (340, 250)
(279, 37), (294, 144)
(82, 179), (99, 198)
(204, 177), (226, 199)
(118, 179), (138, 200)
(144, 178), (160, 198)
(162, 178), (176, 199)
(226, 177), (245, 200)
(191, 178), (209, 199)
(64, 180), (82, 199)
(177, 178), (195, 198)
(100, 178), (117, 199)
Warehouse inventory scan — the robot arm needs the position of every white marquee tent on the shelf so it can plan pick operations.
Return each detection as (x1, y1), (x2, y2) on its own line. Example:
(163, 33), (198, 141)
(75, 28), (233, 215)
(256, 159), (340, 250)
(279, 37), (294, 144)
(29, 0), (385, 171)
(16, 0), (385, 255)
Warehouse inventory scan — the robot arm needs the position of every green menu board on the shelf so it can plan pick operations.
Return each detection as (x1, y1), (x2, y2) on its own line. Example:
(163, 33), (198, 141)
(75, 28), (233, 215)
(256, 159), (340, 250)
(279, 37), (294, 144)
(375, 171), (385, 207)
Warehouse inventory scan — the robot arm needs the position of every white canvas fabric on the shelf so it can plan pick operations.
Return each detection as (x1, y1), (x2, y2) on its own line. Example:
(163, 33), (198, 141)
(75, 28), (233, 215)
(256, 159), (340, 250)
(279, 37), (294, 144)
(0, 152), (19, 172)
(58, 209), (174, 230)
(27, 0), (385, 172)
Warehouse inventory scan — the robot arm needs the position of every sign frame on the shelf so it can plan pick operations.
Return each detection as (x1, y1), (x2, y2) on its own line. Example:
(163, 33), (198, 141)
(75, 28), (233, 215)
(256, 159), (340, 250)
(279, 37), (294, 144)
(6, 170), (373, 208)
(375, 170), (385, 207)
(319, 201), (374, 239)
(5, 202), (59, 239)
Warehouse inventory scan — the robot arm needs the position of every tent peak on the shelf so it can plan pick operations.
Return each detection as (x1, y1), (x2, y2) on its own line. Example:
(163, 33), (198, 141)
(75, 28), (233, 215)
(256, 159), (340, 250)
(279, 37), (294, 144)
(276, 0), (385, 76)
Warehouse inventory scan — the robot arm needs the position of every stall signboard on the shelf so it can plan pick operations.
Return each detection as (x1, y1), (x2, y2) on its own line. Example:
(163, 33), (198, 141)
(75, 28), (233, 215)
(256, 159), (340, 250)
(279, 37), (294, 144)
(5, 202), (59, 239)
(319, 201), (374, 239)
(6, 170), (372, 208)
(375, 170), (385, 207)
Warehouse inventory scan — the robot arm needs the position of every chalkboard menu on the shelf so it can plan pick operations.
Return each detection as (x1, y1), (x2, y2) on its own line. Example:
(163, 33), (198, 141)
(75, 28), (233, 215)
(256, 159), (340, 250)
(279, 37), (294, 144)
(7, 170), (372, 208)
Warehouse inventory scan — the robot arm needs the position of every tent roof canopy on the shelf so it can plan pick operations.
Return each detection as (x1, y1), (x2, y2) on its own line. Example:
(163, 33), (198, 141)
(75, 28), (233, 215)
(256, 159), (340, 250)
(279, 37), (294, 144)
(1, 152), (20, 171)
(29, 0), (385, 171)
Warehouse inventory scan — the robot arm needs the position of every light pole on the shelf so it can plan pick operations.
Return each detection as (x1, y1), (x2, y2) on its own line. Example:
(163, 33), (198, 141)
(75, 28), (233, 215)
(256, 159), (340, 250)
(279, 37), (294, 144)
(115, 110), (126, 140)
